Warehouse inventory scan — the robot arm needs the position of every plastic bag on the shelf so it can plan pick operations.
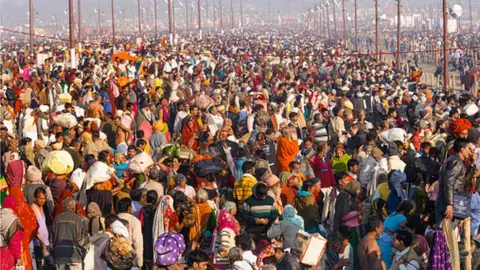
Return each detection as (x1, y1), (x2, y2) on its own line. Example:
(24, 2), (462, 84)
(53, 113), (78, 128)
(41, 150), (74, 175)
(128, 152), (154, 174)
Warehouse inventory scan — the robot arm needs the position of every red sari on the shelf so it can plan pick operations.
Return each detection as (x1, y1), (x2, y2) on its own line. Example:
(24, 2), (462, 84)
(181, 118), (199, 151)
(9, 188), (38, 270)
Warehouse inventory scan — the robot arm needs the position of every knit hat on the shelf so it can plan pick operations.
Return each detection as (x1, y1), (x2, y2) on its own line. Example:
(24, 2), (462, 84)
(372, 147), (384, 159)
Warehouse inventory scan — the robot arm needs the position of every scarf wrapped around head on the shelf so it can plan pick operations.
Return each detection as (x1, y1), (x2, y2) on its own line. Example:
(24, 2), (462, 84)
(217, 209), (239, 234)
(0, 196), (20, 247)
(26, 165), (43, 184)
(87, 202), (103, 218)
(221, 201), (237, 214)
(282, 204), (305, 229)
(6, 160), (26, 188)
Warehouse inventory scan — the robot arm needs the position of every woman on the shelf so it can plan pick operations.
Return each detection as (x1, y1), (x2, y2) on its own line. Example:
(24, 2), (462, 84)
(7, 188), (39, 270)
(334, 181), (360, 231)
(196, 189), (216, 237)
(138, 190), (159, 270)
(85, 202), (105, 236)
(174, 174), (196, 199)
(293, 179), (321, 234)
(214, 203), (240, 263)
(181, 115), (200, 151)
(0, 196), (24, 270)
(378, 200), (416, 269)
(113, 152), (128, 179)
(331, 144), (352, 174)
(216, 118), (234, 140)
(23, 165), (55, 214)
(152, 195), (174, 244)
(277, 127), (299, 173)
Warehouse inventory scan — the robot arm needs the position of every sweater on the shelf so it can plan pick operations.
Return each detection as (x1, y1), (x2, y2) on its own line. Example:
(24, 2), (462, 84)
(241, 195), (278, 235)
(51, 211), (86, 264)
(267, 220), (301, 249)
(331, 154), (352, 173)
(311, 156), (335, 188)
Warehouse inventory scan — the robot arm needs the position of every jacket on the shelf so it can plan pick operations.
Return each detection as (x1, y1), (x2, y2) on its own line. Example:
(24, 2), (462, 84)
(437, 153), (466, 212)
(51, 210), (87, 264)
(390, 247), (421, 270)
(359, 155), (377, 188)
(240, 195), (278, 235)
(267, 220), (300, 249)
(118, 212), (144, 268)
(292, 190), (320, 228)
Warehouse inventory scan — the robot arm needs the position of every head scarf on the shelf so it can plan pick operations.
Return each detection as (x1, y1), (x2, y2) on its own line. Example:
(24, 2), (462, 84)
(111, 220), (129, 239)
(6, 160), (26, 188)
(391, 170), (407, 200)
(0, 196), (19, 247)
(87, 202), (102, 218)
(155, 232), (186, 267)
(221, 201), (237, 214)
(152, 195), (174, 248)
(343, 181), (361, 197)
(449, 118), (472, 135)
(282, 204), (305, 229)
(217, 209), (239, 234)
(26, 165), (43, 184)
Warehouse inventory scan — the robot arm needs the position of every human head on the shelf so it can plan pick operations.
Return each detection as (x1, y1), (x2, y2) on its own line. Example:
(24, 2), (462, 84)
(347, 159), (359, 174)
(228, 247), (243, 265)
(146, 190), (159, 205)
(117, 197), (132, 214)
(235, 233), (253, 251)
(174, 174), (187, 188)
(365, 216), (383, 238)
(62, 197), (76, 212)
(393, 230), (413, 251)
(397, 200), (416, 216)
(34, 187), (47, 207)
(196, 188), (209, 203)
(187, 250), (209, 270)
(242, 160), (256, 175)
(253, 183), (269, 199)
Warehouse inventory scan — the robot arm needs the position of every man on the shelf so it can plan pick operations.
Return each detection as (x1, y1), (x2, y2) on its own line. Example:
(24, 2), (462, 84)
(436, 138), (474, 226)
(117, 197), (144, 268)
(89, 214), (118, 270)
(86, 92), (104, 119)
(234, 161), (258, 208)
(114, 116), (133, 155)
(187, 250), (210, 270)
(346, 159), (359, 182)
(357, 217), (386, 270)
(173, 101), (188, 134)
(359, 147), (383, 199)
(51, 198), (87, 270)
(274, 247), (300, 270)
(33, 139), (49, 169)
(83, 130), (111, 159)
(150, 121), (168, 155)
(391, 230), (421, 270)
(235, 234), (258, 268)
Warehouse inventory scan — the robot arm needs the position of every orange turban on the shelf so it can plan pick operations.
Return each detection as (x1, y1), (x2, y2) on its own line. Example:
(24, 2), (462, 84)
(450, 118), (472, 135)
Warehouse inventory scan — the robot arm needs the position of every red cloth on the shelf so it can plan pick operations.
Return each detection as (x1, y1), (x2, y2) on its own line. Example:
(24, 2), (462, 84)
(6, 160), (26, 189)
(181, 117), (199, 151)
(449, 118), (472, 135)
(311, 156), (335, 188)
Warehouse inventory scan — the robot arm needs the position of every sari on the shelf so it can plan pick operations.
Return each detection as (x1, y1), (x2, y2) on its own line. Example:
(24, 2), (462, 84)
(152, 195), (174, 245)
(0, 196), (24, 270)
(181, 116), (199, 151)
(9, 188), (38, 270)
(197, 202), (214, 235)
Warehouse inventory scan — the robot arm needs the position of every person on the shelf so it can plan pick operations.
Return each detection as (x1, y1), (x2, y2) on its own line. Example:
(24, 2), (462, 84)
(227, 247), (254, 270)
(378, 200), (416, 269)
(267, 205), (302, 249)
(472, 179), (480, 236)
(274, 247), (300, 270)
(89, 214), (118, 270)
(234, 161), (258, 208)
(334, 181), (360, 231)
(240, 183), (278, 239)
(293, 179), (321, 234)
(235, 233), (257, 268)
(214, 204), (240, 262)
(0, 196), (24, 270)
(187, 250), (210, 270)
(277, 127), (299, 173)
(331, 144), (352, 174)
(51, 197), (86, 270)
(23, 165), (55, 214)
(357, 217), (386, 270)
(391, 230), (422, 270)
(31, 187), (54, 270)
(436, 138), (472, 226)
(138, 190), (159, 269)
(174, 173), (196, 199)
(117, 197), (144, 269)
(85, 202), (105, 237)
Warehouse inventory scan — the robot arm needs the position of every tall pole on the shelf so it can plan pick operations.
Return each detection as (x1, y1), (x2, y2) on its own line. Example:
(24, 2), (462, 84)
(268, 0), (271, 26)
(206, 0), (209, 29)
(375, 0), (379, 59)
(219, 0), (223, 29)
(154, 0), (158, 38)
(240, 0), (243, 30)
(443, 0), (449, 93)
(213, 1), (216, 30)
(230, 0), (233, 29)
(77, 0), (81, 44)
(342, 0), (346, 44)
(137, 0), (142, 38)
(326, 7), (331, 39)
(198, 0), (201, 30)
(469, 0), (473, 32)
(186, 0), (189, 30)
(172, 0), (176, 40)
(396, 0), (401, 72)
(29, 0), (34, 54)
(97, 4), (101, 34)
(333, 2), (337, 40)
(354, 0), (358, 51)
(111, 0), (116, 46)
(69, 0), (74, 49)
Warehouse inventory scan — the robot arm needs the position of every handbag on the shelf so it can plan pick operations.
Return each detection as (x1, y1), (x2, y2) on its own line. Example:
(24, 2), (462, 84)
(452, 190), (472, 220)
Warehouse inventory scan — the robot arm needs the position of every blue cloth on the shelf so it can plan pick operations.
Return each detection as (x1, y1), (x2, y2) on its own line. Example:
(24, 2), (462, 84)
(387, 188), (401, 214)
(113, 163), (128, 178)
(235, 157), (247, 179)
(378, 232), (394, 269)
(384, 212), (407, 232)
(471, 192), (480, 235)
(102, 92), (112, 113)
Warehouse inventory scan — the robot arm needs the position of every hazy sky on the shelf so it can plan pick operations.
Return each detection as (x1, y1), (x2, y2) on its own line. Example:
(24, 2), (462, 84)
(1, 0), (478, 27)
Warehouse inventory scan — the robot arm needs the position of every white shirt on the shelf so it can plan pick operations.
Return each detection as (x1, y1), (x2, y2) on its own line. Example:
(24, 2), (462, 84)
(393, 247), (420, 270)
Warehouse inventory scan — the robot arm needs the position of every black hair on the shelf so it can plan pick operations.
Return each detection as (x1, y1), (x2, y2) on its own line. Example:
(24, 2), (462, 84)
(136, 139), (147, 147)
(237, 147), (247, 158)
(117, 198), (132, 214)
(146, 190), (158, 205)
(242, 161), (256, 174)
(127, 145), (137, 151)
(98, 150), (110, 163)
(397, 200), (415, 215)
(130, 189), (143, 202)
(406, 214), (424, 235)
(235, 234), (253, 251)
(365, 216), (383, 233)
(91, 130), (100, 139)
(136, 130), (145, 138)
(289, 112), (298, 119)
(301, 179), (316, 191)
(347, 159), (359, 170)
(187, 250), (209, 267)
(85, 154), (96, 163)
(453, 138), (469, 153)
(254, 183), (268, 198)
(395, 230), (413, 247)
(105, 214), (118, 229)
(34, 187), (47, 198)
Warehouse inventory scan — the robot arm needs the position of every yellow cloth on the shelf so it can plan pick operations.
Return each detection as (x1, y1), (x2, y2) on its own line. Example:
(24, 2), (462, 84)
(377, 182), (390, 202)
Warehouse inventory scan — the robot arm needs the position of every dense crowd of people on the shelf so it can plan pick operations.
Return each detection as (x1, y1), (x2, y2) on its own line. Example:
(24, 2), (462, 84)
(0, 26), (479, 270)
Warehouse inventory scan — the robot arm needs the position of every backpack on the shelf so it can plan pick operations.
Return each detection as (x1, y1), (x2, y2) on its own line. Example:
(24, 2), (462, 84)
(102, 235), (137, 270)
